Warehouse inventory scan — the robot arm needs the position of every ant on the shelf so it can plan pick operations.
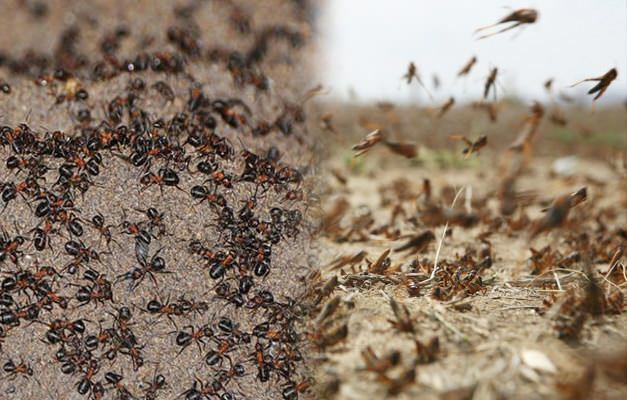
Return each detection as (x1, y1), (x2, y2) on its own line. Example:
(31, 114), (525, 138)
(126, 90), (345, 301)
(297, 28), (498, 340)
(55, 209), (84, 238)
(3, 359), (33, 379)
(152, 81), (175, 102)
(0, 226), (26, 265)
(181, 377), (221, 400)
(282, 379), (311, 400)
(117, 247), (170, 291)
(252, 342), (271, 382)
(215, 362), (246, 387)
(104, 371), (136, 399)
(142, 368), (167, 400)
(120, 344), (145, 371)
(76, 359), (99, 395)
(140, 167), (185, 193)
(74, 280), (113, 308)
(29, 218), (60, 252)
(146, 295), (182, 327)
(205, 338), (236, 368)
(89, 212), (118, 249)
(172, 324), (214, 356)
(64, 239), (102, 264)
(134, 207), (168, 237)
(177, 295), (209, 316)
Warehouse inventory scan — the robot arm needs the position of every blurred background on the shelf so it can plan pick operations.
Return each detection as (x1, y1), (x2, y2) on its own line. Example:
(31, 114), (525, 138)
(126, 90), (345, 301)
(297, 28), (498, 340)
(318, 0), (627, 105)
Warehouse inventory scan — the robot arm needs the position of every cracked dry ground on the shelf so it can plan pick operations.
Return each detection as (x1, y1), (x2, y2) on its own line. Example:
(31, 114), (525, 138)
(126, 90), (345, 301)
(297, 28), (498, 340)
(308, 151), (626, 400)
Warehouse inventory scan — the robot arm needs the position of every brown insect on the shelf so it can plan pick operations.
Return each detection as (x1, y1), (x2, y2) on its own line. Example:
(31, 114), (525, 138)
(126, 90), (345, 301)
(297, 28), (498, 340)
(394, 230), (435, 254)
(402, 62), (431, 98)
(437, 97), (455, 118)
(544, 78), (554, 93)
(315, 296), (341, 326)
(383, 140), (417, 158)
(321, 197), (350, 234)
(314, 275), (339, 304)
(529, 187), (587, 240)
(569, 68), (618, 101)
(414, 336), (440, 364)
(509, 101), (544, 154)
(311, 323), (348, 349)
(448, 135), (488, 157)
(330, 168), (347, 185)
(432, 74), (441, 90)
(471, 101), (498, 122)
(368, 248), (391, 275)
(549, 107), (567, 126)
(360, 346), (401, 374)
(327, 250), (367, 271)
(352, 129), (383, 157)
(457, 56), (477, 77)
(320, 113), (336, 134)
(387, 297), (415, 334)
(483, 67), (498, 100)
(377, 366), (416, 396)
(475, 8), (538, 40)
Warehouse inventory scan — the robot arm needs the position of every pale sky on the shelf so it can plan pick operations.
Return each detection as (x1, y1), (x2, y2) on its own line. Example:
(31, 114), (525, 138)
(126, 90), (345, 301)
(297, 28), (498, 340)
(318, 0), (627, 104)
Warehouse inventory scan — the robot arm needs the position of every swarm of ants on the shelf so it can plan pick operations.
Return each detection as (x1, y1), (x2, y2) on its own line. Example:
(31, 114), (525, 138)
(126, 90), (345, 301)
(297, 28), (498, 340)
(0, 1), (315, 399)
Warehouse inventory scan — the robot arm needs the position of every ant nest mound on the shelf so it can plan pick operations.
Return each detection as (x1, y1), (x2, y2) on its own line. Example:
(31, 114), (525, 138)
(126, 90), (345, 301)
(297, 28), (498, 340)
(0, 1), (316, 399)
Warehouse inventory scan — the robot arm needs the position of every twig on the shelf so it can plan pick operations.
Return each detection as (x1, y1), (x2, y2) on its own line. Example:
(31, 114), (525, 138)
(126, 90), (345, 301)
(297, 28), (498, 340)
(419, 186), (465, 285)
(498, 305), (538, 311)
(552, 271), (562, 291)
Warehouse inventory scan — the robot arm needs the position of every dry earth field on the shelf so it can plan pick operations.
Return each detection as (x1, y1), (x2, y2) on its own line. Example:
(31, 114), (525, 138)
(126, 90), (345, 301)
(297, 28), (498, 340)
(305, 103), (627, 400)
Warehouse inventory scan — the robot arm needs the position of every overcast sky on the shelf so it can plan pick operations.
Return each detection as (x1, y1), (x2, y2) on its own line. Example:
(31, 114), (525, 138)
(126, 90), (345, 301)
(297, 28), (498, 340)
(318, 0), (627, 105)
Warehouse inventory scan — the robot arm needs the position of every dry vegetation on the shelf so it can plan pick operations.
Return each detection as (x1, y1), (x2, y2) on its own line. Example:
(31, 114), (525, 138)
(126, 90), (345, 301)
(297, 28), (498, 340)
(303, 28), (626, 397)
(306, 141), (626, 399)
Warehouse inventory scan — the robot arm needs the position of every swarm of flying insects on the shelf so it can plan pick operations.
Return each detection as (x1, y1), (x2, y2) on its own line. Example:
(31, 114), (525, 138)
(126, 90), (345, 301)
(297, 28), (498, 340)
(307, 4), (625, 399)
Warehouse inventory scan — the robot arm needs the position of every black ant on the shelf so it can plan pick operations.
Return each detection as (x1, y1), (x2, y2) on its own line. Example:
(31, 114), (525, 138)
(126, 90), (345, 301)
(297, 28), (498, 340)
(171, 324), (214, 356)
(3, 359), (33, 379)
(117, 247), (170, 290)
(89, 212), (118, 249)
(140, 167), (185, 193)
